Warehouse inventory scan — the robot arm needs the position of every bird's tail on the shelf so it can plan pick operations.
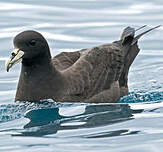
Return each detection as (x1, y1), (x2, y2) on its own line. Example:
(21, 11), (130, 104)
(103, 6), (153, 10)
(121, 25), (161, 67)
(119, 25), (161, 88)
(120, 25), (161, 47)
(131, 25), (161, 45)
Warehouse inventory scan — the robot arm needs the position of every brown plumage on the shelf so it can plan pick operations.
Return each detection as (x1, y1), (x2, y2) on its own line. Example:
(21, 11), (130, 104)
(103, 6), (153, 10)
(5, 25), (160, 103)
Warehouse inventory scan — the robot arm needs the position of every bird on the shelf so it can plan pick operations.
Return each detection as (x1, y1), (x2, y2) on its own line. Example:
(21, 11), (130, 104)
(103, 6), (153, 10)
(5, 25), (160, 103)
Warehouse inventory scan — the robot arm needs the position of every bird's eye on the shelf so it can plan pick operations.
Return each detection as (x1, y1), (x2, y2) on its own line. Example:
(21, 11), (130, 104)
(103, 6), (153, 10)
(29, 40), (36, 46)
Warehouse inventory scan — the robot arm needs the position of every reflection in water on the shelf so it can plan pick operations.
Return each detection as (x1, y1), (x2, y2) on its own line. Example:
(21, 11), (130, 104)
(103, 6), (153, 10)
(10, 103), (143, 137)
(83, 129), (140, 138)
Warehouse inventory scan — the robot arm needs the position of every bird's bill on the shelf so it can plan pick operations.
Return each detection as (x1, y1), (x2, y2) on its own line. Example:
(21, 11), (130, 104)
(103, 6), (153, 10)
(5, 48), (24, 72)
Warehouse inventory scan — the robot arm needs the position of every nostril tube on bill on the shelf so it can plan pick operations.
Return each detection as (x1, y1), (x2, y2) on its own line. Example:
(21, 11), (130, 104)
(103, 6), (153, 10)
(11, 52), (16, 57)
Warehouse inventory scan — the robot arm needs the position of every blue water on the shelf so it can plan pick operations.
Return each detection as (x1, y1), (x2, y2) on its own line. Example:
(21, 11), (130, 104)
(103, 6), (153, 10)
(0, 0), (163, 151)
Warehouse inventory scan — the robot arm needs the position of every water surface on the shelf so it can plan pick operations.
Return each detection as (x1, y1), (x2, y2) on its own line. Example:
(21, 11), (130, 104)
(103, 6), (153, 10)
(0, 0), (163, 151)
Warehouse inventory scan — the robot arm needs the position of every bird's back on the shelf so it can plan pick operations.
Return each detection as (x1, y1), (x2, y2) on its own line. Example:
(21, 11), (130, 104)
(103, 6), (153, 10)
(52, 42), (123, 102)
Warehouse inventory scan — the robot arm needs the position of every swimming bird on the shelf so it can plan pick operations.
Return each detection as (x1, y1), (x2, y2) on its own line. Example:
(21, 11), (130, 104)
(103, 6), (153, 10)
(5, 25), (160, 103)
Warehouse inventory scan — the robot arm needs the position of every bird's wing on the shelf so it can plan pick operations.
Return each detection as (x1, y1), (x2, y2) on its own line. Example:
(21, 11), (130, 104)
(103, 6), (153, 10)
(52, 51), (80, 71)
(62, 43), (123, 98)
(52, 49), (90, 71)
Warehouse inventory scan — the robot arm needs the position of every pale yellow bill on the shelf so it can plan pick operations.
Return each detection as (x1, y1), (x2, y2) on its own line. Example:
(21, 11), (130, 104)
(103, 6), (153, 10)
(5, 48), (24, 72)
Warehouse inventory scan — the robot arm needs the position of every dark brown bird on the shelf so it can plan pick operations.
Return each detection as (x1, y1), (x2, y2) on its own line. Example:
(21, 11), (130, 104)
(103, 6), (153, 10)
(5, 25), (160, 103)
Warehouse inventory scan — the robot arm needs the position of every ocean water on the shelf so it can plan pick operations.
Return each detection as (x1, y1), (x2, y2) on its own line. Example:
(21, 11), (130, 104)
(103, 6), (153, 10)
(0, 0), (163, 151)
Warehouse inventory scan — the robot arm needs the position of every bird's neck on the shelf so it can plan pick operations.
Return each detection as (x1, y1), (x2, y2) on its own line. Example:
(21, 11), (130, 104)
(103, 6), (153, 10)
(22, 58), (53, 77)
(15, 58), (64, 102)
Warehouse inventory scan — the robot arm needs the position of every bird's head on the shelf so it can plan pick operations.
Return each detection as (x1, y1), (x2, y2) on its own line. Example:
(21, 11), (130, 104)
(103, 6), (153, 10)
(5, 30), (51, 71)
